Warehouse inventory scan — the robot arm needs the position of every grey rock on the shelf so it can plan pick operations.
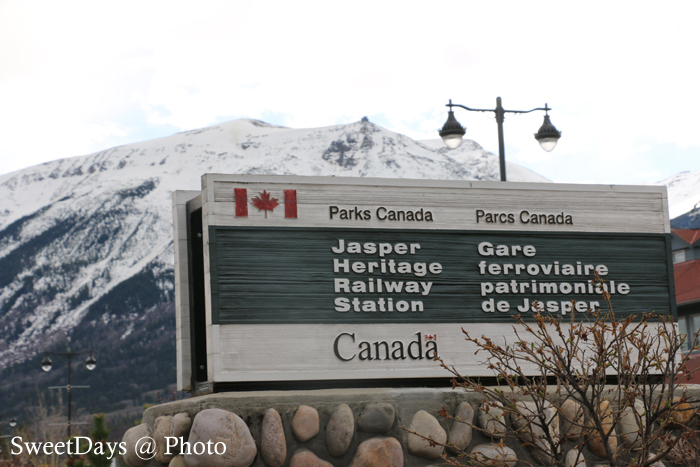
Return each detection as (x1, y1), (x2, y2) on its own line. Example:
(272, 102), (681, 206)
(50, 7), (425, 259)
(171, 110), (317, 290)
(447, 402), (473, 455)
(407, 410), (446, 460)
(357, 403), (395, 433)
(292, 405), (319, 443)
(185, 408), (256, 467)
(289, 449), (333, 467)
(326, 404), (354, 457)
(349, 437), (403, 467)
(169, 456), (187, 467)
(123, 423), (154, 467)
(470, 443), (518, 467)
(559, 399), (584, 440)
(619, 400), (645, 448)
(511, 401), (558, 440)
(587, 400), (617, 458)
(172, 413), (192, 439)
(564, 448), (586, 467)
(511, 401), (559, 466)
(478, 402), (507, 439)
(155, 413), (192, 463)
(154, 416), (175, 464)
(261, 408), (286, 467)
(669, 396), (694, 427)
(647, 453), (666, 467)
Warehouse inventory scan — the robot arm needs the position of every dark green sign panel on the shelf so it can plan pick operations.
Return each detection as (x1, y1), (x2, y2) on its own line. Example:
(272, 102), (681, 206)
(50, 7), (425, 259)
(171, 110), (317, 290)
(209, 227), (675, 324)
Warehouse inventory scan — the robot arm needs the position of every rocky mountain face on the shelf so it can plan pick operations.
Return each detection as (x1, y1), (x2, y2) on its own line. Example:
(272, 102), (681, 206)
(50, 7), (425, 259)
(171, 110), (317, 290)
(1, 116), (697, 422)
(663, 169), (700, 229)
(0, 118), (548, 418)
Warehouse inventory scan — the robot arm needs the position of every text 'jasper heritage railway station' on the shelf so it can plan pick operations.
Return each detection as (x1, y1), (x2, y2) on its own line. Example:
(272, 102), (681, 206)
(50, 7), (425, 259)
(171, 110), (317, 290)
(172, 174), (675, 392)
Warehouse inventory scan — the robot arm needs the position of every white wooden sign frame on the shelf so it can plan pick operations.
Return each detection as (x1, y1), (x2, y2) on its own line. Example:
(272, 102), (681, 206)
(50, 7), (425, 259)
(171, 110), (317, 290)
(173, 175), (671, 391)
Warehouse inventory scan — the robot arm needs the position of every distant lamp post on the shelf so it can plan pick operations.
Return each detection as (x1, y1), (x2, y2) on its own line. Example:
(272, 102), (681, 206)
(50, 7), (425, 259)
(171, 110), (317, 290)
(0, 418), (19, 447)
(41, 350), (96, 438)
(439, 97), (562, 181)
(0, 418), (18, 431)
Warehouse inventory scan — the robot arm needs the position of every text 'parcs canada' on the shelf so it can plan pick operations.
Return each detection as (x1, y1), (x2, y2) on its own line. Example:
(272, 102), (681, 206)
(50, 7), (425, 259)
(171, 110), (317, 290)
(477, 209), (573, 225)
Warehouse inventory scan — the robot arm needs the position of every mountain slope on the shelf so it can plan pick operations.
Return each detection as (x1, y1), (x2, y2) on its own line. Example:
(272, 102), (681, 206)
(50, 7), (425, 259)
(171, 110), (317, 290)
(0, 118), (548, 359)
(0, 118), (550, 417)
(662, 169), (700, 224)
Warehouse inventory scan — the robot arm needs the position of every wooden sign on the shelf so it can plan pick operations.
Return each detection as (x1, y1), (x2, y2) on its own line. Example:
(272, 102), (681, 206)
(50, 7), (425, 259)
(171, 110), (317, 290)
(172, 175), (675, 392)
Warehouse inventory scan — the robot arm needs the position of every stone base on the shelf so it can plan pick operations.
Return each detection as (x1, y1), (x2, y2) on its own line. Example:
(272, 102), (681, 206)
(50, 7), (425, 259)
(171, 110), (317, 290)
(142, 388), (465, 467)
(128, 386), (700, 467)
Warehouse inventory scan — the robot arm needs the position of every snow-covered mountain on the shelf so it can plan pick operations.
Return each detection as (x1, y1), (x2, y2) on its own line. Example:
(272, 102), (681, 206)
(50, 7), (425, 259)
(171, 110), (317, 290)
(0, 118), (546, 358)
(662, 170), (700, 227)
(0, 117), (551, 413)
(5, 119), (700, 416)
(1, 117), (697, 416)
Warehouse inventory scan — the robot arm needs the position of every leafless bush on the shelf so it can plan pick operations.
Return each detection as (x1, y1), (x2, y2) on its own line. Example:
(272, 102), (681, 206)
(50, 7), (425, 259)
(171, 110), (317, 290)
(411, 273), (700, 466)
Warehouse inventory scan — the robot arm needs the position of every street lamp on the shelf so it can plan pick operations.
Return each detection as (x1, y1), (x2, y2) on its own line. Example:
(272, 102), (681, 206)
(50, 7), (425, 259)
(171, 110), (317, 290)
(41, 350), (96, 438)
(0, 418), (18, 432)
(0, 418), (19, 451)
(439, 97), (562, 181)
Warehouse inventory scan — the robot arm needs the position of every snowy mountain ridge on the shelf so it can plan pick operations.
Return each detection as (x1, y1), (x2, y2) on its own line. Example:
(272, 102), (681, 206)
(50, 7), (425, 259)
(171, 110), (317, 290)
(0, 118), (547, 369)
(660, 169), (700, 220)
(1, 117), (698, 416)
(0, 117), (697, 369)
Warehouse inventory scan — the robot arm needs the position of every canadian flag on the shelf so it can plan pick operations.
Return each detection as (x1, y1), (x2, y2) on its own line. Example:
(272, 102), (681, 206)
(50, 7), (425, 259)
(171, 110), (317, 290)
(234, 188), (297, 219)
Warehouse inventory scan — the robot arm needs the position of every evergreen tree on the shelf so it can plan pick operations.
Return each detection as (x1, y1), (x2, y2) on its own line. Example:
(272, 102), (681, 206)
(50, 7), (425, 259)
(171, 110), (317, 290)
(87, 413), (111, 467)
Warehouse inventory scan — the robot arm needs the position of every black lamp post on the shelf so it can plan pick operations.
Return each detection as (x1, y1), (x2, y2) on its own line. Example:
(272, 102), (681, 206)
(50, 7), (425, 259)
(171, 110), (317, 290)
(0, 418), (17, 432)
(41, 350), (96, 438)
(0, 418), (18, 450)
(439, 97), (562, 181)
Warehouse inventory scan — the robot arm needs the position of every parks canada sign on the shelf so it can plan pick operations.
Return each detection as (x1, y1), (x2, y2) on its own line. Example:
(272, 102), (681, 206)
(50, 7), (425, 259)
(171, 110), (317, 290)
(173, 175), (675, 391)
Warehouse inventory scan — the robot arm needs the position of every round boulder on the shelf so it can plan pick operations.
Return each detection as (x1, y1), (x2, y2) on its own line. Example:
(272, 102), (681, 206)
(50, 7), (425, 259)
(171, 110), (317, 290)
(261, 408), (286, 467)
(587, 400), (617, 458)
(169, 456), (187, 467)
(669, 396), (695, 427)
(470, 443), (518, 467)
(564, 448), (586, 467)
(559, 399), (584, 440)
(357, 403), (395, 433)
(326, 404), (354, 456)
(289, 449), (333, 467)
(447, 402), (474, 454)
(618, 399), (645, 448)
(123, 423), (153, 467)
(292, 405), (319, 443)
(479, 402), (507, 439)
(185, 408), (257, 467)
(407, 410), (446, 460)
(154, 416), (175, 464)
(172, 413), (192, 439)
(349, 437), (403, 467)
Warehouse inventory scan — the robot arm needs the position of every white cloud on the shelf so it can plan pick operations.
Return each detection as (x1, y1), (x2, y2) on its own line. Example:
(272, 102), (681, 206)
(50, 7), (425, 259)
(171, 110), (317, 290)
(1, 1), (699, 181)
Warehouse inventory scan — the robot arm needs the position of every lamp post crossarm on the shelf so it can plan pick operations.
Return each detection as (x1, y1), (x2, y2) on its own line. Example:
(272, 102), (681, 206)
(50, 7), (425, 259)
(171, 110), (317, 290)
(48, 385), (90, 389)
(446, 101), (553, 116)
(502, 105), (551, 114)
(45, 350), (91, 358)
(446, 102), (496, 114)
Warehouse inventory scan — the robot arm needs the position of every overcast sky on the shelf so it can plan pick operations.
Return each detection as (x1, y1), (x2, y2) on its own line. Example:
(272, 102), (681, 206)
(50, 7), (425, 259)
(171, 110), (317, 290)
(1, 1), (699, 184)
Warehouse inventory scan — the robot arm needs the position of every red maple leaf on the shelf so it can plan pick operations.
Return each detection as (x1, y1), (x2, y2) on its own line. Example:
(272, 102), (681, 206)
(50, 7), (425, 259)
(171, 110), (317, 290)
(251, 190), (279, 218)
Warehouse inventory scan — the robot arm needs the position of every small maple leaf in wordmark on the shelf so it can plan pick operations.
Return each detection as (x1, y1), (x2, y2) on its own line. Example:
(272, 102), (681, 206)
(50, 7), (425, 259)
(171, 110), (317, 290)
(251, 190), (279, 218)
